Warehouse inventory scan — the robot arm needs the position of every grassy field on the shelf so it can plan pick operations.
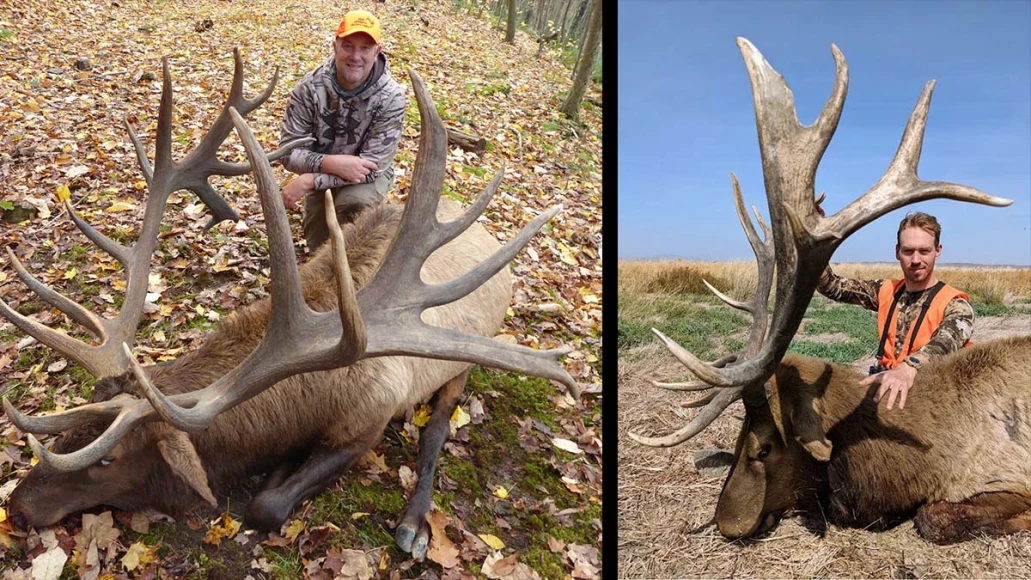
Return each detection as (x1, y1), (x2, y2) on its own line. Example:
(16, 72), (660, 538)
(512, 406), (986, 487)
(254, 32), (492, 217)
(618, 259), (1031, 578)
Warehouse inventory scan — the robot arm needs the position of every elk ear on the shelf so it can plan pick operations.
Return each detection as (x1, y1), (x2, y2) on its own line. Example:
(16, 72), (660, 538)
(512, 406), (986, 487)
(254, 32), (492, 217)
(790, 396), (833, 462)
(155, 428), (218, 507)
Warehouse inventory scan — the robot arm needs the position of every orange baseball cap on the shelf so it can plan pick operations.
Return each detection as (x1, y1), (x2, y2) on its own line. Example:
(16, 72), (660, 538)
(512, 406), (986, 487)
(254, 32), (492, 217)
(336, 10), (381, 44)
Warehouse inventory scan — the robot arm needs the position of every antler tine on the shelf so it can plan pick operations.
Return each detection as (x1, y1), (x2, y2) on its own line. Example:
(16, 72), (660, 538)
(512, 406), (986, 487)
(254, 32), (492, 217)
(629, 388), (742, 448)
(810, 81), (1012, 245)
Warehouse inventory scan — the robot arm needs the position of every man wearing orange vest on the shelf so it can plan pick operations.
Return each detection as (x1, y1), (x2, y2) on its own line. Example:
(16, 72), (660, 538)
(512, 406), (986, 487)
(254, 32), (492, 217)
(816, 212), (974, 411)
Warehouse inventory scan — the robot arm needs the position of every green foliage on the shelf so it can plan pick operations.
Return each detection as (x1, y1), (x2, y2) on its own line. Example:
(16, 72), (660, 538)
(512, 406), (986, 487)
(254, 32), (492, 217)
(0, 30), (15, 41)
(0, 200), (14, 211)
(787, 340), (873, 365)
(974, 302), (1015, 317)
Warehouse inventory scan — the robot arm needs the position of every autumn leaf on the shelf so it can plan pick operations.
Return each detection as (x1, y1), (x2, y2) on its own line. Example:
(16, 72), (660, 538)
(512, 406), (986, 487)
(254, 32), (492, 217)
(106, 201), (135, 213)
(203, 513), (241, 547)
(493, 486), (509, 499)
(30, 546), (68, 580)
(55, 184), (71, 202)
(450, 405), (471, 434)
(412, 404), (432, 427)
(552, 438), (584, 455)
(425, 508), (459, 568)
(479, 533), (506, 550)
(283, 518), (305, 542)
(63, 268), (77, 280)
(121, 542), (157, 572)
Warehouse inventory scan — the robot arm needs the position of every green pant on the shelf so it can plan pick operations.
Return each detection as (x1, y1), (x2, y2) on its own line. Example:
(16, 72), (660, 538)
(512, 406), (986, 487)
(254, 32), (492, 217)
(302, 171), (392, 251)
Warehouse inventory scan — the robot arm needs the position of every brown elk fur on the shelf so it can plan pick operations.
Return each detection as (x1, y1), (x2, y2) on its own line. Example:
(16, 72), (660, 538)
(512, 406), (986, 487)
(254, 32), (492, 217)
(719, 335), (1031, 543)
(9, 199), (512, 528)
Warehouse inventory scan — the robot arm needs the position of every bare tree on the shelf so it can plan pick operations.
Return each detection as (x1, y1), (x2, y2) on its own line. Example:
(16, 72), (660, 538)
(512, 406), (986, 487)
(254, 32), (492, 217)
(505, 0), (516, 44)
(559, 0), (600, 122)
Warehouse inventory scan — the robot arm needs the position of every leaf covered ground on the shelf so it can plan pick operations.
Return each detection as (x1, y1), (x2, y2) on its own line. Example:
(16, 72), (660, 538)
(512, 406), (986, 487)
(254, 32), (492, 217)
(0, 0), (602, 577)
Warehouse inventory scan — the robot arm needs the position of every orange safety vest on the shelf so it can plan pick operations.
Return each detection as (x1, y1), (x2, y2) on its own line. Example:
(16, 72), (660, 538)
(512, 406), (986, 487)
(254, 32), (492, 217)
(876, 279), (972, 369)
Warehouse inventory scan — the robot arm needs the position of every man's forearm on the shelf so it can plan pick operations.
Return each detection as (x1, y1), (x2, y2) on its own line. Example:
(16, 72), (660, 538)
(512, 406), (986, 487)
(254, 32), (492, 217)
(816, 266), (882, 311)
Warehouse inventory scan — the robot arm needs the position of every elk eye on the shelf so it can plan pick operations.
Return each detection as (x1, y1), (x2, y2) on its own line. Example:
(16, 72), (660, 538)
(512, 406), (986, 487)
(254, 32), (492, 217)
(757, 445), (771, 460)
(98, 457), (115, 467)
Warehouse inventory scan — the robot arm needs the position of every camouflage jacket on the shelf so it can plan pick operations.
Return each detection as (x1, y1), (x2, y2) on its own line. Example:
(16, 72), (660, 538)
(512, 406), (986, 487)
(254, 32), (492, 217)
(816, 266), (974, 361)
(280, 53), (406, 190)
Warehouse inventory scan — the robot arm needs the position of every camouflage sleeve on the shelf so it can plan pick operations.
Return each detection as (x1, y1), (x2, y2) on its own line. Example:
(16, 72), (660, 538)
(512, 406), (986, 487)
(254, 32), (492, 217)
(355, 87), (406, 184)
(912, 297), (974, 359)
(815, 266), (883, 312)
(280, 81), (326, 176)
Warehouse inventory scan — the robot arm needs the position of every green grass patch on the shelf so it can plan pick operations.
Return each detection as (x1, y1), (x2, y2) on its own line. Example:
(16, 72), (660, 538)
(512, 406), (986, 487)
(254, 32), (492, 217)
(974, 302), (1015, 317)
(618, 293), (748, 356)
(0, 30), (14, 41)
(800, 302), (876, 340)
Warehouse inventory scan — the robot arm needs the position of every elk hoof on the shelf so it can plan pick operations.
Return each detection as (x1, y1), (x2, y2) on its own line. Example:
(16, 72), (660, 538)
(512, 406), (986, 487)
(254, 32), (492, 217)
(395, 520), (431, 560)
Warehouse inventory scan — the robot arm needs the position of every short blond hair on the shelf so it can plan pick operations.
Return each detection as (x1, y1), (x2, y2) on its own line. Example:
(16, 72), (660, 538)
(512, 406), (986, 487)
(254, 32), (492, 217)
(897, 212), (941, 247)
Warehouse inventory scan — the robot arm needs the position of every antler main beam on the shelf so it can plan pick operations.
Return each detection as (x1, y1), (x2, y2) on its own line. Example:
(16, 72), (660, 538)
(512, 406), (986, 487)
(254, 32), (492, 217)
(630, 37), (1012, 448)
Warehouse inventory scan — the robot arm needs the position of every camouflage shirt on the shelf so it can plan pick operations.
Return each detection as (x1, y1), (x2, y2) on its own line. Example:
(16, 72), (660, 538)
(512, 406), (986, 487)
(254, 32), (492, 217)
(816, 266), (974, 361)
(280, 53), (406, 190)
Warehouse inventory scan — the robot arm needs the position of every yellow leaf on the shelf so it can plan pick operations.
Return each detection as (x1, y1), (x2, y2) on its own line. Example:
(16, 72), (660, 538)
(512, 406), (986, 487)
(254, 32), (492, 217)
(134, 180), (147, 190)
(63, 268), (77, 280)
(106, 201), (135, 213)
(412, 404), (432, 427)
(0, 507), (6, 523)
(283, 518), (305, 541)
(492, 486), (509, 499)
(112, 279), (126, 291)
(121, 541), (156, 572)
(351, 512), (369, 520)
(202, 513), (241, 547)
(30, 456), (38, 466)
(450, 406), (471, 432)
(506, 307), (515, 317)
(478, 533), (506, 550)
(195, 305), (206, 315)
(153, 330), (166, 342)
(56, 184), (71, 202)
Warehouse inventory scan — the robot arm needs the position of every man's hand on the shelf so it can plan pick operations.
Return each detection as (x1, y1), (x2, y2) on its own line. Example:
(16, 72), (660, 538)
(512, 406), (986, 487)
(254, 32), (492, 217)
(282, 173), (316, 210)
(322, 155), (378, 184)
(859, 363), (918, 411)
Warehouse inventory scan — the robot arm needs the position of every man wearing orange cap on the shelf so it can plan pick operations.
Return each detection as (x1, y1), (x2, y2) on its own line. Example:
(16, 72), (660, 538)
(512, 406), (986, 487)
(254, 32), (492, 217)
(279, 10), (407, 251)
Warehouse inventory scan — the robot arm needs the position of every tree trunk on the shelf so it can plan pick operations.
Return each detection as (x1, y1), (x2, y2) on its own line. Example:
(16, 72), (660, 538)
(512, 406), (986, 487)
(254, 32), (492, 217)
(536, 0), (546, 34)
(558, 0), (574, 43)
(505, 0), (516, 43)
(559, 0), (600, 122)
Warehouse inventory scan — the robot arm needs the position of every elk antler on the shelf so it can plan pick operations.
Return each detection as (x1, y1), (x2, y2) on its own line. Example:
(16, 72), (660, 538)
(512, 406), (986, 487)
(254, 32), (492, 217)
(5, 68), (578, 471)
(0, 50), (308, 381)
(630, 38), (1012, 447)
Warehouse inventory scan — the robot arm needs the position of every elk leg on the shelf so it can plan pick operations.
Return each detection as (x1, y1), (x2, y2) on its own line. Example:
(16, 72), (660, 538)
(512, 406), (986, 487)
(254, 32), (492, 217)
(244, 421), (386, 532)
(395, 369), (469, 559)
(914, 491), (1031, 544)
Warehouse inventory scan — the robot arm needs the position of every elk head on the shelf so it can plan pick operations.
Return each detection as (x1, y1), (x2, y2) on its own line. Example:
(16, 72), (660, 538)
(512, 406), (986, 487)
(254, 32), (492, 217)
(1, 49), (579, 528)
(629, 38), (1012, 539)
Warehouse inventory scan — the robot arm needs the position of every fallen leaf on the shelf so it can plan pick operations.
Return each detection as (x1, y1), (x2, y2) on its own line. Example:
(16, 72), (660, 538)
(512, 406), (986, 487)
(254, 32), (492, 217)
(76, 511), (119, 551)
(492, 486), (509, 499)
(337, 549), (374, 580)
(351, 512), (369, 520)
(121, 542), (156, 572)
(63, 268), (77, 280)
(482, 552), (542, 580)
(547, 536), (565, 552)
(398, 465), (418, 493)
(55, 185), (71, 202)
(450, 405), (471, 434)
(106, 201), (135, 213)
(478, 533), (505, 550)
(66, 165), (90, 179)
(30, 546), (68, 580)
(412, 404), (432, 427)
(425, 508), (459, 568)
(283, 518), (305, 542)
(552, 438), (584, 455)
(203, 513), (241, 546)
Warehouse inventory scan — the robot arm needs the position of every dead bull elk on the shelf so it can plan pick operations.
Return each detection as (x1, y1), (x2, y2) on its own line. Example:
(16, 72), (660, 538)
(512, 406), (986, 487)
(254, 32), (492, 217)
(0, 51), (579, 559)
(629, 38), (1031, 545)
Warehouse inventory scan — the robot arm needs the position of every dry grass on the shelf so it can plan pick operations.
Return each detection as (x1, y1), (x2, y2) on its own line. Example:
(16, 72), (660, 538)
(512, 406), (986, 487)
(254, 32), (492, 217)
(619, 260), (1031, 304)
(618, 318), (1031, 578)
(618, 261), (1031, 578)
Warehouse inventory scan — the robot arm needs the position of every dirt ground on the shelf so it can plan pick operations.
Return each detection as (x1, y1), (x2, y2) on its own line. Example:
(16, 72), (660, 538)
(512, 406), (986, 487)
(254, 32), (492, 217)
(618, 316), (1031, 578)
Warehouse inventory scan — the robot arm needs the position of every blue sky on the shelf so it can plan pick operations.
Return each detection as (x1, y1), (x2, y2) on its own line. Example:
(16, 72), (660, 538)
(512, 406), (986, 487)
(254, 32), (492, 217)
(618, 0), (1031, 266)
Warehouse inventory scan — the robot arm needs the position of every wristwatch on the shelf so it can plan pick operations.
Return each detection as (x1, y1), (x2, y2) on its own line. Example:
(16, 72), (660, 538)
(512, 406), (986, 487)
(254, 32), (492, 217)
(903, 355), (923, 371)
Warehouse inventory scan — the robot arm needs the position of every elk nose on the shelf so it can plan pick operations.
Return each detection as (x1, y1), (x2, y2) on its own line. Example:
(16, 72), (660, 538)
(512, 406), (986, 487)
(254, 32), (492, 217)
(8, 510), (28, 531)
